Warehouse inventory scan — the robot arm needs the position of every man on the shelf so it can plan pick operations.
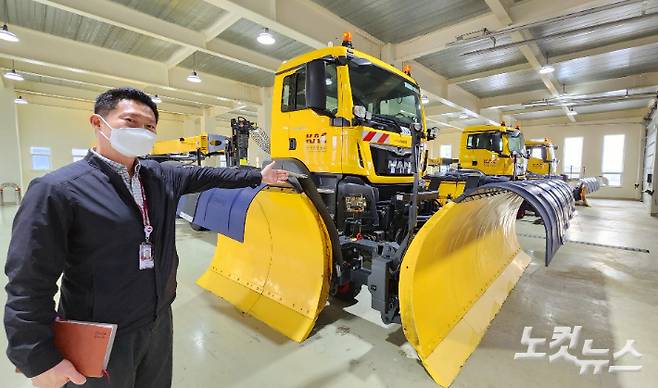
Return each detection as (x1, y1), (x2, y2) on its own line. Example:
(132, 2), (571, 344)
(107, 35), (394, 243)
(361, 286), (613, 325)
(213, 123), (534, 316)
(4, 87), (288, 388)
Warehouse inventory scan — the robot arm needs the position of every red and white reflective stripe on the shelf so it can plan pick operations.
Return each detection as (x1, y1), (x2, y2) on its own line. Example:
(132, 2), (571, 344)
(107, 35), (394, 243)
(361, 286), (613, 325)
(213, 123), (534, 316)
(361, 130), (390, 144)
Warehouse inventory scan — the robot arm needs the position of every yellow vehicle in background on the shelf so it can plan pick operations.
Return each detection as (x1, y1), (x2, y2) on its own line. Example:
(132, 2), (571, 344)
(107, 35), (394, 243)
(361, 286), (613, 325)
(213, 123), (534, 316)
(459, 124), (527, 178)
(429, 124), (528, 205)
(526, 138), (559, 176)
(191, 33), (575, 387)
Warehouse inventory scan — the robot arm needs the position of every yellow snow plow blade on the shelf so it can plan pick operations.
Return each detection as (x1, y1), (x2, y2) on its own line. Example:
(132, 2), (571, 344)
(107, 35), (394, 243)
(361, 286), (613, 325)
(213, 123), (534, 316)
(400, 192), (531, 387)
(196, 185), (332, 342)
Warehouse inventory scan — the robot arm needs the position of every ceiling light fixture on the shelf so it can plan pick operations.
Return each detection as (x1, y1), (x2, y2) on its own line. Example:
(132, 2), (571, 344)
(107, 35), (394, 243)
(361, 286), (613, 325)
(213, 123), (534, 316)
(1, 1), (18, 42)
(539, 52), (554, 74)
(14, 95), (27, 104)
(187, 71), (201, 83)
(539, 65), (555, 74)
(0, 23), (17, 42)
(459, 114), (469, 119)
(4, 68), (23, 81)
(421, 95), (429, 105)
(151, 95), (162, 104)
(257, 28), (275, 45)
(187, 53), (201, 83)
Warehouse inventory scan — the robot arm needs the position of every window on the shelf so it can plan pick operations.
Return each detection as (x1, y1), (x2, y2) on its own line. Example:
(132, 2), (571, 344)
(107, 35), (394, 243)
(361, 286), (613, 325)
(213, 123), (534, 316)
(30, 147), (52, 171)
(72, 148), (87, 162)
(530, 147), (544, 160)
(563, 137), (583, 178)
(294, 69), (306, 109)
(602, 134), (625, 186)
(281, 74), (294, 111)
(325, 64), (338, 114)
(281, 63), (338, 113)
(467, 132), (503, 153)
(439, 144), (452, 173)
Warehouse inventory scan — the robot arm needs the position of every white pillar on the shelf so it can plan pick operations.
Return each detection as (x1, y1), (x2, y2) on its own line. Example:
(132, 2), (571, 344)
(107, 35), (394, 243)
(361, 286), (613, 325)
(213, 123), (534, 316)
(0, 87), (23, 190)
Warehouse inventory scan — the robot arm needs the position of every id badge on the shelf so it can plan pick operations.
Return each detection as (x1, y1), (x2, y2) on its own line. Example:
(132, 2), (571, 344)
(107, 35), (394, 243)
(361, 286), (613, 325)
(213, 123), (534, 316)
(139, 242), (154, 270)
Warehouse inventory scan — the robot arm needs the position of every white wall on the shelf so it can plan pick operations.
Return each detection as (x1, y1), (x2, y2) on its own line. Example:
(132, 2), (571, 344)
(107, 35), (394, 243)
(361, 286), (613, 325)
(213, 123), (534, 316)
(15, 99), (187, 187)
(433, 121), (644, 200)
(431, 130), (462, 159)
(644, 108), (658, 214)
(0, 87), (22, 188)
(522, 121), (643, 199)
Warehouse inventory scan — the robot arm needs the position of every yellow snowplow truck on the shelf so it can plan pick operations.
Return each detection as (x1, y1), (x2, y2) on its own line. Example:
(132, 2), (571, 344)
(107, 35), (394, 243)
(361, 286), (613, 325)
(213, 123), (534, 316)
(428, 124), (528, 206)
(193, 34), (575, 386)
(526, 138), (559, 176)
(459, 124), (527, 178)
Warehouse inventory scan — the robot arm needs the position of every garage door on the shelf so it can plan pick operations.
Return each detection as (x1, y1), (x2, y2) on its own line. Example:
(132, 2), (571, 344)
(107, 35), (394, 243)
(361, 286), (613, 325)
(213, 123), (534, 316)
(644, 116), (657, 215)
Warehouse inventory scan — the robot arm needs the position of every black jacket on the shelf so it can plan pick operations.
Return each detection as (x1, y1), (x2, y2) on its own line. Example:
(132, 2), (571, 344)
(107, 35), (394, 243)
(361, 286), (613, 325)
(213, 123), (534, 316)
(4, 151), (262, 377)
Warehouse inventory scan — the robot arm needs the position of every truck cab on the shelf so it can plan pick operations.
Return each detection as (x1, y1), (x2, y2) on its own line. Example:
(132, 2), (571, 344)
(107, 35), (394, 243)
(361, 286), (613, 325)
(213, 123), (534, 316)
(526, 138), (558, 176)
(459, 125), (527, 178)
(270, 42), (427, 186)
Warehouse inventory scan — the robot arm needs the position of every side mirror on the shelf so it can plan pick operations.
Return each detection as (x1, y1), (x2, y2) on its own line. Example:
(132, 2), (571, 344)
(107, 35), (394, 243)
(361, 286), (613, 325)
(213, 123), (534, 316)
(306, 59), (327, 111)
(426, 126), (439, 141)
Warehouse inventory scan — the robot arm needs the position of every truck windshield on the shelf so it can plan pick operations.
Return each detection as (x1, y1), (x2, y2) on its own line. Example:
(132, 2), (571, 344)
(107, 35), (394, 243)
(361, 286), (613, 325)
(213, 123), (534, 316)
(348, 61), (422, 129)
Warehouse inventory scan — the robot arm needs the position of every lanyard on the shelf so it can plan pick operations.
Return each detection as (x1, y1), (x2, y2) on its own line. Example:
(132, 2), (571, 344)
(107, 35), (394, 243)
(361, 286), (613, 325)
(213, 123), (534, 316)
(138, 180), (153, 243)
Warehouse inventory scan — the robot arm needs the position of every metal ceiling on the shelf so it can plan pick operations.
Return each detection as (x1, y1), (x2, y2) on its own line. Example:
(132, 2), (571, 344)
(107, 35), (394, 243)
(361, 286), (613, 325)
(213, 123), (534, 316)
(554, 43), (658, 85)
(110, 0), (226, 32)
(459, 68), (546, 98)
(513, 109), (564, 121)
(417, 35), (525, 79)
(574, 99), (651, 114)
(179, 52), (274, 87)
(1, 0), (181, 62)
(217, 18), (313, 61)
(311, 0), (491, 43)
(537, 13), (658, 57)
(532, 1), (658, 56)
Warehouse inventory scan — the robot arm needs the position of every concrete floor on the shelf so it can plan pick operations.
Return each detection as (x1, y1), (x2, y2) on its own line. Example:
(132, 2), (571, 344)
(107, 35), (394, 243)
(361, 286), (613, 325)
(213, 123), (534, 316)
(1, 199), (657, 387)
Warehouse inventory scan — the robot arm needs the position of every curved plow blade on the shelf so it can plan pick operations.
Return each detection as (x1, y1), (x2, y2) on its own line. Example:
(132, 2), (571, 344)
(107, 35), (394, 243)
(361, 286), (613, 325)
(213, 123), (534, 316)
(399, 179), (574, 386)
(196, 185), (332, 342)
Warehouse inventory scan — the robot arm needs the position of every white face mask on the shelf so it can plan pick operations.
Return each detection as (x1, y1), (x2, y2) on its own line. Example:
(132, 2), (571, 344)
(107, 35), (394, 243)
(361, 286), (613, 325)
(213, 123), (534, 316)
(96, 115), (157, 158)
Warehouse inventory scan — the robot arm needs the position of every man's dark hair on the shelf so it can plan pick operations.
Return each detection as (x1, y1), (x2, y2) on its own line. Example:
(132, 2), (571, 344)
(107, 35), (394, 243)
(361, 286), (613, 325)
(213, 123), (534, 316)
(94, 87), (159, 123)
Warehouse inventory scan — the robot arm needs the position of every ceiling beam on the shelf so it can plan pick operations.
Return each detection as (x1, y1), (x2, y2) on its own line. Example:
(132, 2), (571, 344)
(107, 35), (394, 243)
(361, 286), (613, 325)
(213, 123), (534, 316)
(203, 0), (383, 56)
(448, 63), (532, 84)
(393, 0), (614, 62)
(551, 33), (658, 64)
(0, 25), (262, 104)
(393, 13), (501, 62)
(452, 33), (658, 85)
(521, 108), (646, 126)
(202, 0), (325, 49)
(14, 82), (204, 116)
(409, 61), (498, 125)
(483, 0), (575, 121)
(425, 104), (463, 116)
(482, 72), (658, 108)
(31, 0), (278, 73)
(166, 12), (242, 68)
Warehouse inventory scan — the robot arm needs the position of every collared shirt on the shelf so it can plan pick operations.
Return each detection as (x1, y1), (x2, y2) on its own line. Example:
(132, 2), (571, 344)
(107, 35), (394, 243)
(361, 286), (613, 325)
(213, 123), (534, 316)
(5, 151), (264, 377)
(90, 148), (144, 210)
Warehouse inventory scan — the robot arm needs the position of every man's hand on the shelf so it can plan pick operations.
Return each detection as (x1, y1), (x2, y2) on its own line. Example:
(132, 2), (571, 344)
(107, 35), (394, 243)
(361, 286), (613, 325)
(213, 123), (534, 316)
(31, 359), (86, 388)
(260, 161), (289, 185)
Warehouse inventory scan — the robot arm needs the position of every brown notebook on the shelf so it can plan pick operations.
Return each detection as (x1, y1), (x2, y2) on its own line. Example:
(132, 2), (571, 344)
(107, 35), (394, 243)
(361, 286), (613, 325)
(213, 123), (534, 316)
(52, 319), (118, 378)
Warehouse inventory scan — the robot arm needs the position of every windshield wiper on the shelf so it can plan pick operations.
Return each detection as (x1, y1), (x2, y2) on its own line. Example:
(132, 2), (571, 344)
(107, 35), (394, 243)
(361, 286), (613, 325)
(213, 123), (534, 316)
(371, 114), (403, 133)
